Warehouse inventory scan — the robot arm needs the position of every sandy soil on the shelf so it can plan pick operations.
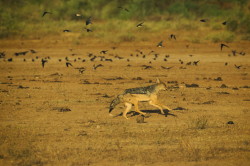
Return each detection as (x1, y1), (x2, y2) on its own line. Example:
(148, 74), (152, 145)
(0, 39), (249, 166)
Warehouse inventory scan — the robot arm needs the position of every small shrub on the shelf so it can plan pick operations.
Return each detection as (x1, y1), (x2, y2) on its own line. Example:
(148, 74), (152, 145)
(190, 115), (209, 129)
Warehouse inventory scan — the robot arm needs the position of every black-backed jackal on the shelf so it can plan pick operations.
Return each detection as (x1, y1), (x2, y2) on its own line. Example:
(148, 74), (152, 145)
(109, 78), (172, 119)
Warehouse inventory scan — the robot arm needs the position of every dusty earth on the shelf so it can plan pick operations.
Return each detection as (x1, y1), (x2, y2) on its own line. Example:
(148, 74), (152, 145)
(0, 39), (249, 166)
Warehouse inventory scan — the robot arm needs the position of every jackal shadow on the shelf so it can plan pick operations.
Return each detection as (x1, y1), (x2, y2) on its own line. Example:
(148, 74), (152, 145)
(113, 109), (177, 118)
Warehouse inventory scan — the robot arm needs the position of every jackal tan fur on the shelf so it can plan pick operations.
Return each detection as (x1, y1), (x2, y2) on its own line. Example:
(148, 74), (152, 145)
(109, 78), (172, 119)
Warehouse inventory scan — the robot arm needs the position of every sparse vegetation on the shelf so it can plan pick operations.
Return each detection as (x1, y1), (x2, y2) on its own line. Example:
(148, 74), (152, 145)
(0, 0), (249, 42)
(189, 115), (209, 129)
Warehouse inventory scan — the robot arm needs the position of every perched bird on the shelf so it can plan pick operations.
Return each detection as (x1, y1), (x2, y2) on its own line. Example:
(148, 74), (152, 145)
(136, 22), (144, 28)
(220, 43), (229, 51)
(222, 21), (227, 25)
(86, 17), (92, 25)
(66, 62), (73, 67)
(42, 11), (52, 17)
(157, 41), (164, 47)
(93, 64), (103, 70)
(170, 34), (176, 40)
(225, 62), (228, 66)
(41, 59), (47, 68)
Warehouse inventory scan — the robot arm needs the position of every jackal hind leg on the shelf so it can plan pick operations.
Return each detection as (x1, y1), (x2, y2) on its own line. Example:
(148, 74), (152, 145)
(149, 101), (165, 114)
(123, 102), (132, 119)
(133, 102), (146, 116)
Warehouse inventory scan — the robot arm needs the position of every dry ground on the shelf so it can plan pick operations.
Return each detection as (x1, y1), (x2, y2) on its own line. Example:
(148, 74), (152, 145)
(0, 39), (249, 166)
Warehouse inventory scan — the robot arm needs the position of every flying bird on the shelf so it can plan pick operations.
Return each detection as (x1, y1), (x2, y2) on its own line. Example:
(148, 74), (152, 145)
(157, 41), (164, 47)
(234, 64), (242, 69)
(66, 62), (73, 67)
(42, 11), (52, 17)
(232, 50), (237, 56)
(14, 51), (29, 56)
(222, 21), (227, 25)
(142, 65), (152, 69)
(239, 51), (245, 56)
(75, 67), (85, 74)
(30, 49), (37, 54)
(200, 19), (208, 22)
(63, 29), (71, 32)
(170, 34), (176, 40)
(100, 50), (108, 54)
(86, 17), (92, 25)
(93, 64), (103, 70)
(179, 59), (184, 64)
(220, 43), (229, 51)
(75, 13), (81, 17)
(136, 22), (144, 27)
(41, 58), (47, 68)
(193, 60), (200, 66)
(84, 28), (92, 32)
(161, 66), (173, 70)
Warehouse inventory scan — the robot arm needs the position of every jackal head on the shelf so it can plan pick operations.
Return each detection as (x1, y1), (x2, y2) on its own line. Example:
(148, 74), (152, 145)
(156, 78), (167, 91)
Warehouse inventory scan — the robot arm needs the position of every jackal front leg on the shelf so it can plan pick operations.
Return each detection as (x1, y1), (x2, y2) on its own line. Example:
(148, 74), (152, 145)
(149, 101), (165, 114)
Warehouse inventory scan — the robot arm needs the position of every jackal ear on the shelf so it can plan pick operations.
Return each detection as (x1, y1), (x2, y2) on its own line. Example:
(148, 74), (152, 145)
(156, 78), (161, 83)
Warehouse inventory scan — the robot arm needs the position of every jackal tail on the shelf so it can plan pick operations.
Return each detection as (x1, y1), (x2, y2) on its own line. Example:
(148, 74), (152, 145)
(109, 95), (122, 115)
